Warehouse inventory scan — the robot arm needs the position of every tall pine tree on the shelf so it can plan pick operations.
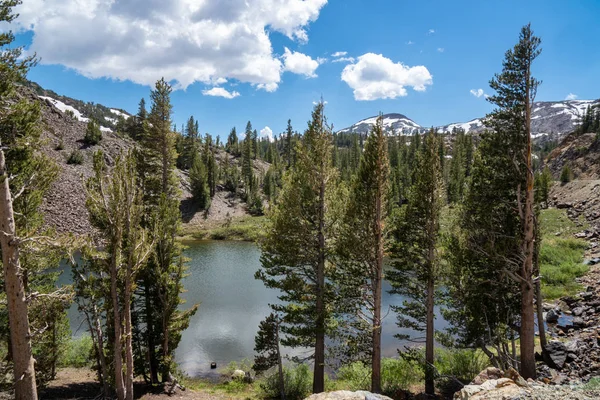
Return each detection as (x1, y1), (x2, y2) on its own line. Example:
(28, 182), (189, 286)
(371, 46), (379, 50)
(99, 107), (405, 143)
(337, 115), (390, 393)
(256, 102), (340, 393)
(388, 130), (444, 396)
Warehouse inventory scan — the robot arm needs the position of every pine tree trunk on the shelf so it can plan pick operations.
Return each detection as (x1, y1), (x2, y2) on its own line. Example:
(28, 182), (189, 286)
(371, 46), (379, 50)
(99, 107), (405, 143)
(110, 249), (126, 400)
(124, 265), (134, 400)
(425, 274), (435, 396)
(0, 149), (38, 400)
(371, 190), (383, 394)
(520, 54), (537, 381)
(313, 180), (326, 394)
(94, 308), (111, 397)
(162, 302), (171, 382)
(536, 281), (547, 350)
(276, 320), (286, 400)
(145, 280), (159, 384)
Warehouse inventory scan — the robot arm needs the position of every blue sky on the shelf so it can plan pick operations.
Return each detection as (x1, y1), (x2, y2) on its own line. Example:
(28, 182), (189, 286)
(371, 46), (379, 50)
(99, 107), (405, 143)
(11, 0), (600, 141)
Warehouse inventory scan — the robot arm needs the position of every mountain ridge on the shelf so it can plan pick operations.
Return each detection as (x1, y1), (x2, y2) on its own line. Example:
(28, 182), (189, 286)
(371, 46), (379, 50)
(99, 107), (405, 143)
(338, 99), (600, 139)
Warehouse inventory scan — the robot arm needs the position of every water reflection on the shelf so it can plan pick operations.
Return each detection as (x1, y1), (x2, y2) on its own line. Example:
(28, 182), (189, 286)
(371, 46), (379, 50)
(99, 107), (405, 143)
(59, 241), (449, 378)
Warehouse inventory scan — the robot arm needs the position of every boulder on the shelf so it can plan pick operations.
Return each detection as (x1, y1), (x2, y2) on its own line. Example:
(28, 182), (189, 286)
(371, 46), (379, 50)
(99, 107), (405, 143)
(231, 369), (246, 380)
(543, 341), (567, 370)
(545, 309), (559, 323)
(471, 367), (504, 385)
(305, 391), (393, 400)
(454, 379), (530, 400)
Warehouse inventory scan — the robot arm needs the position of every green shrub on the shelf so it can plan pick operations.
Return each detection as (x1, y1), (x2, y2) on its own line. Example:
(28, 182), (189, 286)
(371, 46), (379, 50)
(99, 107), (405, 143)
(55, 139), (65, 151)
(560, 164), (572, 184)
(84, 120), (102, 145)
(259, 363), (311, 400)
(435, 348), (489, 383)
(336, 362), (371, 391)
(381, 357), (423, 395)
(58, 335), (94, 368)
(67, 149), (84, 165)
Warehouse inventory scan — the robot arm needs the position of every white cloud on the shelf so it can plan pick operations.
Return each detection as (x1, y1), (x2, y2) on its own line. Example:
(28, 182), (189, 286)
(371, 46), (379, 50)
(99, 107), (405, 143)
(406, 40), (414, 45)
(332, 51), (347, 57)
(437, 47), (444, 53)
(282, 47), (320, 78)
(332, 56), (355, 63)
(565, 93), (578, 100)
(428, 29), (435, 35)
(470, 88), (485, 98)
(260, 126), (274, 141)
(202, 87), (240, 99)
(341, 53), (432, 101)
(13, 0), (328, 91)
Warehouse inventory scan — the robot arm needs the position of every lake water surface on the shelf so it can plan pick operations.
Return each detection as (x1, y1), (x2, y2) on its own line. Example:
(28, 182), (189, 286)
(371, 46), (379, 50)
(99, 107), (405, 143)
(63, 240), (449, 377)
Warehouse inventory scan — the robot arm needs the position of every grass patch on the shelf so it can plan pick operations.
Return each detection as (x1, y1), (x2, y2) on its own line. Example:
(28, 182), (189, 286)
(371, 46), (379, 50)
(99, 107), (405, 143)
(539, 208), (589, 299)
(185, 215), (267, 242)
(580, 377), (600, 391)
(58, 335), (94, 368)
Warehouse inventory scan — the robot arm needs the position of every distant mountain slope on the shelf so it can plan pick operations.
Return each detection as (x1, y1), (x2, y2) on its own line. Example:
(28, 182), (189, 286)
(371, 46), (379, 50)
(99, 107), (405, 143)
(17, 84), (136, 235)
(338, 99), (600, 139)
(338, 113), (422, 135)
(27, 81), (132, 132)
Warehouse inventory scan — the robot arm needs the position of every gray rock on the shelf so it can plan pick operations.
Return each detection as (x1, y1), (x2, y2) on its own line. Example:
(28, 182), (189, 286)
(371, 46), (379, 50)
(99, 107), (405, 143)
(305, 391), (393, 400)
(546, 309), (560, 323)
(573, 307), (585, 316)
(573, 317), (586, 328)
(544, 341), (567, 370)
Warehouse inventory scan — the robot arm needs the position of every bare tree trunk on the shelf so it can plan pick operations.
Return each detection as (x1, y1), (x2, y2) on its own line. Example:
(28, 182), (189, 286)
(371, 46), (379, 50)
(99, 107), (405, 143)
(145, 280), (159, 383)
(110, 249), (126, 400)
(520, 53), (537, 381)
(93, 308), (111, 397)
(0, 148), (38, 400)
(425, 274), (435, 396)
(536, 281), (547, 350)
(371, 191), (383, 394)
(276, 320), (285, 400)
(161, 303), (171, 383)
(124, 265), (134, 400)
(313, 180), (326, 394)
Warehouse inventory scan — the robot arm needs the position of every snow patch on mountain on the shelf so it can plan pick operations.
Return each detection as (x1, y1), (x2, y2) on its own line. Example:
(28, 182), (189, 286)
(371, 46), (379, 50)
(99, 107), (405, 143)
(339, 99), (600, 139)
(110, 109), (130, 119)
(39, 96), (90, 123)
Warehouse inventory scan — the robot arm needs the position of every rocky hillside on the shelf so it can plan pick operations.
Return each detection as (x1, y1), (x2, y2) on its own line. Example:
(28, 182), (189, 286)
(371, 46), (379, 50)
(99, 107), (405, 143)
(26, 83), (269, 236)
(22, 85), (136, 235)
(547, 132), (600, 180)
(339, 99), (600, 140)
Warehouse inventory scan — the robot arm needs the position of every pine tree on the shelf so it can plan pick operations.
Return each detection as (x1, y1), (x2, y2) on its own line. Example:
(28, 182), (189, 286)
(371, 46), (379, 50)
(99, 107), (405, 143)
(486, 24), (541, 379)
(242, 122), (254, 195)
(337, 115), (390, 393)
(253, 313), (285, 399)
(226, 127), (239, 155)
(136, 78), (198, 383)
(252, 128), (259, 160)
(84, 119), (102, 145)
(285, 119), (294, 168)
(85, 151), (153, 400)
(388, 130), (443, 396)
(190, 154), (211, 209)
(256, 102), (340, 394)
(0, 2), (46, 397)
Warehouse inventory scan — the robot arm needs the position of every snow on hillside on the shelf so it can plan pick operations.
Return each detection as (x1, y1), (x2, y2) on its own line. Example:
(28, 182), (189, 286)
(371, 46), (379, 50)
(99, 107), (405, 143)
(38, 95), (118, 132)
(39, 96), (90, 123)
(338, 113), (422, 135)
(437, 118), (484, 134)
(110, 109), (130, 119)
(339, 99), (599, 139)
